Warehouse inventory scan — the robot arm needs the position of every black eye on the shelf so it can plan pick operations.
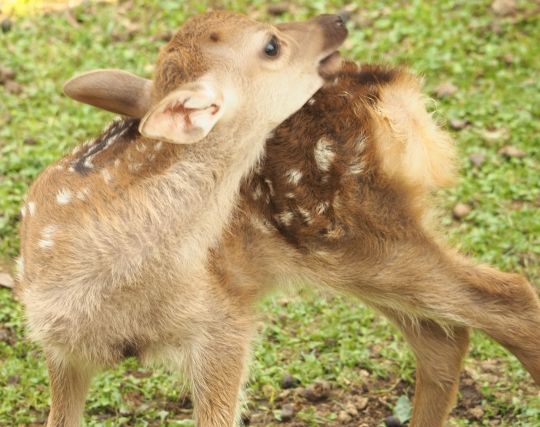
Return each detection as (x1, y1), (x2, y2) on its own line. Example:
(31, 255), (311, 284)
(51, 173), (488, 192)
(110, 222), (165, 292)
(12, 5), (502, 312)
(264, 36), (280, 57)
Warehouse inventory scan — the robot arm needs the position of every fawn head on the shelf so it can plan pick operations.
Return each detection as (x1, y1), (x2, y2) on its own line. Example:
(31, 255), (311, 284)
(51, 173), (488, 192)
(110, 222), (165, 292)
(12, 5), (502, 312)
(64, 11), (347, 144)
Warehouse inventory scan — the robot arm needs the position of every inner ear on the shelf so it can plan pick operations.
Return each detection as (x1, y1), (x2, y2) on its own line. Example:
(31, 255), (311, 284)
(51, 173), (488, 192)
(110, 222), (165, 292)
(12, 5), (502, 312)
(139, 83), (224, 145)
(64, 69), (153, 118)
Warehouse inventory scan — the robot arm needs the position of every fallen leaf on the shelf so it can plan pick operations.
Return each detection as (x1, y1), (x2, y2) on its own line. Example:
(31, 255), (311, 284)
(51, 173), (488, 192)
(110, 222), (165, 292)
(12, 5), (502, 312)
(482, 128), (509, 143)
(434, 82), (458, 98)
(354, 396), (369, 411)
(267, 3), (289, 16)
(502, 53), (514, 64)
(0, 66), (16, 83)
(393, 394), (412, 423)
(0, 272), (14, 289)
(337, 410), (352, 423)
(498, 145), (526, 158)
(453, 203), (472, 220)
(345, 402), (358, 416)
(491, 0), (516, 16)
(468, 406), (484, 419)
(469, 153), (486, 167)
(449, 118), (468, 130)
(4, 80), (22, 94)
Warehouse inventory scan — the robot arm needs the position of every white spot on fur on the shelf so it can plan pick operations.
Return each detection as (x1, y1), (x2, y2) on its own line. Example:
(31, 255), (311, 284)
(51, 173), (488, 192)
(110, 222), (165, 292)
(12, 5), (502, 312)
(326, 224), (345, 239)
(38, 225), (58, 249)
(15, 256), (24, 281)
(314, 137), (335, 172)
(355, 134), (367, 153)
(136, 143), (147, 153)
(308, 97), (316, 106)
(253, 162), (263, 175)
(286, 169), (303, 185)
(71, 144), (82, 155)
(53, 164), (64, 171)
(285, 192), (295, 199)
(252, 184), (262, 200)
(83, 157), (94, 169)
(333, 195), (342, 210)
(101, 168), (113, 183)
(297, 207), (312, 224)
(154, 141), (163, 151)
(114, 158), (121, 168)
(251, 216), (272, 234)
(20, 206), (26, 218)
(349, 162), (365, 175)
(277, 211), (294, 226)
(27, 202), (36, 216)
(316, 201), (329, 215)
(56, 189), (72, 205)
(264, 178), (275, 196)
(147, 153), (156, 162)
(129, 163), (142, 173)
(76, 187), (90, 201)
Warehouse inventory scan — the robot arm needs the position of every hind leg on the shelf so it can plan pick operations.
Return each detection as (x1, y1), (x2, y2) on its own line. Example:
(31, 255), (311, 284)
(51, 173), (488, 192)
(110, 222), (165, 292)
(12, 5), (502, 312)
(45, 351), (95, 427)
(355, 243), (540, 384)
(376, 306), (469, 427)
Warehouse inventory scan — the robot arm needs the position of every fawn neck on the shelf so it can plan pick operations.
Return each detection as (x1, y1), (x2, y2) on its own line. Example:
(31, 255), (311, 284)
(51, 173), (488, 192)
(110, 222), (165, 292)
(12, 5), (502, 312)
(152, 117), (271, 266)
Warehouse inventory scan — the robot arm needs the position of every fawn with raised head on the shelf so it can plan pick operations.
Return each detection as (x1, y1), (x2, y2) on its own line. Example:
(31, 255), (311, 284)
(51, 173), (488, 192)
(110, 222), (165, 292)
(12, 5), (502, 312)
(68, 52), (540, 427)
(17, 11), (347, 427)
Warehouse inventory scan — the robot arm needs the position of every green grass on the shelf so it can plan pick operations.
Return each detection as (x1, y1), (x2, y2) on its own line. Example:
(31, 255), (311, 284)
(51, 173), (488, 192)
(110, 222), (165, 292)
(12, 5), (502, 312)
(0, 0), (539, 426)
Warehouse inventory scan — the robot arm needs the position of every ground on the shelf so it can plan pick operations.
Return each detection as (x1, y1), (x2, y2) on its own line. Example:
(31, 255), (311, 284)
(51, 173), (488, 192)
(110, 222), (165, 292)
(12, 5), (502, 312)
(0, 0), (539, 426)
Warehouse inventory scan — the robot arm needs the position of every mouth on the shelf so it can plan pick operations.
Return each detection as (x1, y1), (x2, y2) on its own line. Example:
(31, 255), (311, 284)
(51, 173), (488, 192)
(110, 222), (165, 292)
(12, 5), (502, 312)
(318, 51), (343, 80)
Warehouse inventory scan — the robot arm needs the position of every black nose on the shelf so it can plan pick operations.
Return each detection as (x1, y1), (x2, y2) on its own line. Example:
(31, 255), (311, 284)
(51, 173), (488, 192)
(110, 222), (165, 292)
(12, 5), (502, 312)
(336, 11), (350, 25)
(316, 14), (347, 28)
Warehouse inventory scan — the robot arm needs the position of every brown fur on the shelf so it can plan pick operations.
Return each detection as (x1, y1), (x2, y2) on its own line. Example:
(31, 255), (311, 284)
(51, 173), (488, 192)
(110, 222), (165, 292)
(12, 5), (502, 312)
(19, 14), (539, 427)
(19, 11), (348, 427)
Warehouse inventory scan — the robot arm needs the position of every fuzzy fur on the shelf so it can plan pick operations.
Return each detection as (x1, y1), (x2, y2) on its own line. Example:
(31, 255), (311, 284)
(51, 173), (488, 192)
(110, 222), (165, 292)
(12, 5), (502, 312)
(18, 15), (540, 427)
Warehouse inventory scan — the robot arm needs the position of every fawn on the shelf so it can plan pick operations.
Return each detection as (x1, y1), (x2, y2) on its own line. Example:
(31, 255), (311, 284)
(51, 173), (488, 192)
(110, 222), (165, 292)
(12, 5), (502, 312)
(66, 52), (540, 426)
(17, 11), (347, 427)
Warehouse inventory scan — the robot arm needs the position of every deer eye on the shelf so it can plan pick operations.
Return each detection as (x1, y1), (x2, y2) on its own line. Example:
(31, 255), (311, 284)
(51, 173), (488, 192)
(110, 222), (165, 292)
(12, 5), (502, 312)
(263, 36), (280, 58)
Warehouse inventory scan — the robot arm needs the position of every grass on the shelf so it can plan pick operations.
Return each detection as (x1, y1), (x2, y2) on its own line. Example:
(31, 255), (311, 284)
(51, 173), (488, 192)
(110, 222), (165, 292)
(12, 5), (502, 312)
(0, 0), (539, 425)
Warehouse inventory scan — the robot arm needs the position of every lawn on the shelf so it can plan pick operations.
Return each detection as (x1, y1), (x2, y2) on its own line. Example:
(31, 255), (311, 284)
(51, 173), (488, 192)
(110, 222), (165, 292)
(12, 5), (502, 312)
(0, 0), (539, 426)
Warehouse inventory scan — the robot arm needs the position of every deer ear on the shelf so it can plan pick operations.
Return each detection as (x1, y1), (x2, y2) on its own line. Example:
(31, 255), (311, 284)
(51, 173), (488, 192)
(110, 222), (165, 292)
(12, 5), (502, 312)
(64, 69), (152, 118)
(139, 83), (224, 144)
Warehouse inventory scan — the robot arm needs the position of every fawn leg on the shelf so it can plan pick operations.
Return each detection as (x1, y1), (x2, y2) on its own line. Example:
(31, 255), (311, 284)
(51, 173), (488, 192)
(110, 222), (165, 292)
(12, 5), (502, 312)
(46, 352), (95, 427)
(358, 242), (540, 385)
(184, 318), (254, 427)
(375, 306), (469, 427)
(452, 261), (540, 383)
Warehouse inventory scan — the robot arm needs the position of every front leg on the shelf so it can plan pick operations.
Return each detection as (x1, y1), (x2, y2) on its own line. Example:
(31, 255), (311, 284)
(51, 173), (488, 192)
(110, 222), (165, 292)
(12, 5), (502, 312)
(180, 309), (255, 427)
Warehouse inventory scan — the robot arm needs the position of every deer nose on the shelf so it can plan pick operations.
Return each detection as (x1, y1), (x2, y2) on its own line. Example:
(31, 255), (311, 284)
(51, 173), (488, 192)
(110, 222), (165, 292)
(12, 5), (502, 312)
(316, 14), (347, 28)
(336, 11), (349, 25)
(313, 14), (348, 51)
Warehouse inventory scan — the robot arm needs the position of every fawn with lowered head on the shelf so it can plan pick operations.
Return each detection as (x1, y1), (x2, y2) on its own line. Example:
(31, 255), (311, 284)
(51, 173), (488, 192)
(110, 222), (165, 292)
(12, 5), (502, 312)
(18, 11), (347, 427)
(68, 51), (540, 427)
